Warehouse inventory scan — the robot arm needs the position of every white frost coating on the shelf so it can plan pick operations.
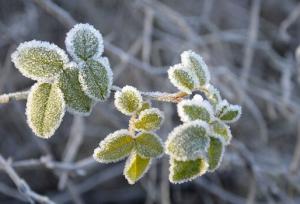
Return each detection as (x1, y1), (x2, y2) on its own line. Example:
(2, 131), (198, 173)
(205, 84), (222, 102)
(123, 152), (152, 185)
(177, 97), (214, 123)
(168, 63), (198, 94)
(65, 23), (104, 62)
(165, 120), (211, 161)
(93, 129), (133, 163)
(191, 94), (203, 103)
(216, 99), (229, 115)
(181, 50), (210, 85)
(114, 85), (143, 115)
(220, 105), (242, 123)
(100, 56), (113, 96)
(63, 61), (79, 70)
(11, 40), (69, 81)
(134, 108), (164, 131)
(169, 157), (208, 184)
(26, 82), (66, 139)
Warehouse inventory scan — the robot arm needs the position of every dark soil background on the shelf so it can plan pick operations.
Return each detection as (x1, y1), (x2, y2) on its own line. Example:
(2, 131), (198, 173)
(1, 0), (300, 203)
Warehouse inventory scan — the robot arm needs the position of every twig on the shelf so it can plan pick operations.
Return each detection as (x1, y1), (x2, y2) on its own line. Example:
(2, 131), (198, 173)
(0, 90), (29, 104)
(241, 0), (261, 87)
(0, 154), (55, 204)
(58, 116), (85, 190)
(289, 118), (300, 174)
(279, 3), (300, 41)
(142, 8), (154, 63)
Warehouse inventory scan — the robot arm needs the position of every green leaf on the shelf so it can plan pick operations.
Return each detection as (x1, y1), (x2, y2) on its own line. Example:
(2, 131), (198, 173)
(168, 64), (197, 94)
(26, 82), (65, 138)
(208, 136), (224, 171)
(79, 58), (113, 101)
(177, 95), (214, 123)
(219, 105), (242, 123)
(169, 157), (208, 184)
(136, 101), (151, 115)
(58, 63), (93, 115)
(124, 152), (151, 185)
(135, 132), (164, 158)
(134, 108), (164, 131)
(211, 120), (232, 145)
(93, 129), (134, 163)
(114, 86), (143, 115)
(165, 120), (210, 161)
(65, 23), (104, 61)
(181, 50), (210, 86)
(11, 40), (69, 81)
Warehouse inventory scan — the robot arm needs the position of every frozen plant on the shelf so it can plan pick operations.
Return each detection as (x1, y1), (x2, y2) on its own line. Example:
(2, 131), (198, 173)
(1, 23), (241, 184)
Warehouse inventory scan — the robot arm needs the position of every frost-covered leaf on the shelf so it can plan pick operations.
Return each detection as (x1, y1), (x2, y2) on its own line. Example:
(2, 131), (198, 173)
(177, 95), (214, 123)
(202, 84), (222, 106)
(135, 132), (164, 158)
(11, 40), (68, 81)
(136, 101), (151, 115)
(211, 120), (232, 145)
(181, 50), (210, 86)
(219, 105), (242, 123)
(207, 136), (224, 172)
(134, 108), (164, 131)
(65, 23), (104, 62)
(58, 63), (93, 116)
(114, 86), (143, 115)
(93, 129), (134, 163)
(79, 58), (113, 101)
(124, 152), (151, 185)
(165, 120), (210, 161)
(168, 64), (197, 94)
(26, 82), (65, 138)
(169, 157), (208, 184)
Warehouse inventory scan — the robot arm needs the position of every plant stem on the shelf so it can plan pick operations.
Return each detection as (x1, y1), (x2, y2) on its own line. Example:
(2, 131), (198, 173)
(0, 86), (188, 105)
(0, 90), (30, 104)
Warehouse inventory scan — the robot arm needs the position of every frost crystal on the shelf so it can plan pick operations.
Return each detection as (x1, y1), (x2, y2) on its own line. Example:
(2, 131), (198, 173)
(65, 23), (104, 62)
(11, 40), (69, 81)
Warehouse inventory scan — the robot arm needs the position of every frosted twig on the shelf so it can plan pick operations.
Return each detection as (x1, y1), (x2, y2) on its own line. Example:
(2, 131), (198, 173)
(241, 0), (261, 87)
(0, 154), (55, 204)
(58, 116), (85, 190)
(279, 3), (300, 41)
(0, 90), (29, 104)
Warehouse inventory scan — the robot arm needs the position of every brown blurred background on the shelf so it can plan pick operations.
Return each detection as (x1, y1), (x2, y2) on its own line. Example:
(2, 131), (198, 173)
(1, 0), (300, 203)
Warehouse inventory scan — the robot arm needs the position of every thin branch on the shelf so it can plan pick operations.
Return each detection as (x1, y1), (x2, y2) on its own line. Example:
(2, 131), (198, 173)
(241, 0), (261, 87)
(58, 116), (84, 190)
(0, 154), (55, 204)
(279, 3), (300, 41)
(0, 90), (29, 104)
